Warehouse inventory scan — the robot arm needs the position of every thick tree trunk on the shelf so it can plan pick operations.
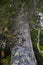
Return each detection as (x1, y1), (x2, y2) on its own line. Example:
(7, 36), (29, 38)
(10, 8), (37, 65)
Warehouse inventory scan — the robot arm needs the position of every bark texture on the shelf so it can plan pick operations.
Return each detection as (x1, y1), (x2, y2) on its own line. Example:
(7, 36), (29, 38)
(10, 8), (37, 65)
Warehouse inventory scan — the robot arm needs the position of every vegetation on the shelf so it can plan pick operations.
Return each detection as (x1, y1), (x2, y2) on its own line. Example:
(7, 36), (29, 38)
(29, 16), (43, 65)
(0, 0), (43, 65)
(37, 0), (43, 12)
(39, 30), (43, 50)
(40, 45), (43, 50)
(2, 55), (11, 65)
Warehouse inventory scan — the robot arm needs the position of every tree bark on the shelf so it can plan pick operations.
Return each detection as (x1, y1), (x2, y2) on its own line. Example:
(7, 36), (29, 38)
(10, 7), (37, 65)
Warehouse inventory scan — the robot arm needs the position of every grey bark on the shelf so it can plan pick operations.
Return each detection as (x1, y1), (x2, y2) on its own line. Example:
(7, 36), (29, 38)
(10, 8), (37, 65)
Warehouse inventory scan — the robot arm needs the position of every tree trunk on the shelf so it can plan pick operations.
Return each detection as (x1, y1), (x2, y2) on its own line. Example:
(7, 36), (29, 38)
(10, 7), (37, 65)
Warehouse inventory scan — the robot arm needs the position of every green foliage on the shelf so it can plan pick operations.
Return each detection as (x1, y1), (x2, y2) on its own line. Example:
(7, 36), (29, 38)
(29, 16), (38, 29)
(6, 55), (11, 65)
(39, 45), (43, 50)
(30, 28), (43, 65)
(30, 15), (43, 65)
(39, 30), (43, 50)
(31, 28), (38, 43)
(37, 0), (43, 11)
(2, 55), (11, 65)
(0, 0), (10, 5)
